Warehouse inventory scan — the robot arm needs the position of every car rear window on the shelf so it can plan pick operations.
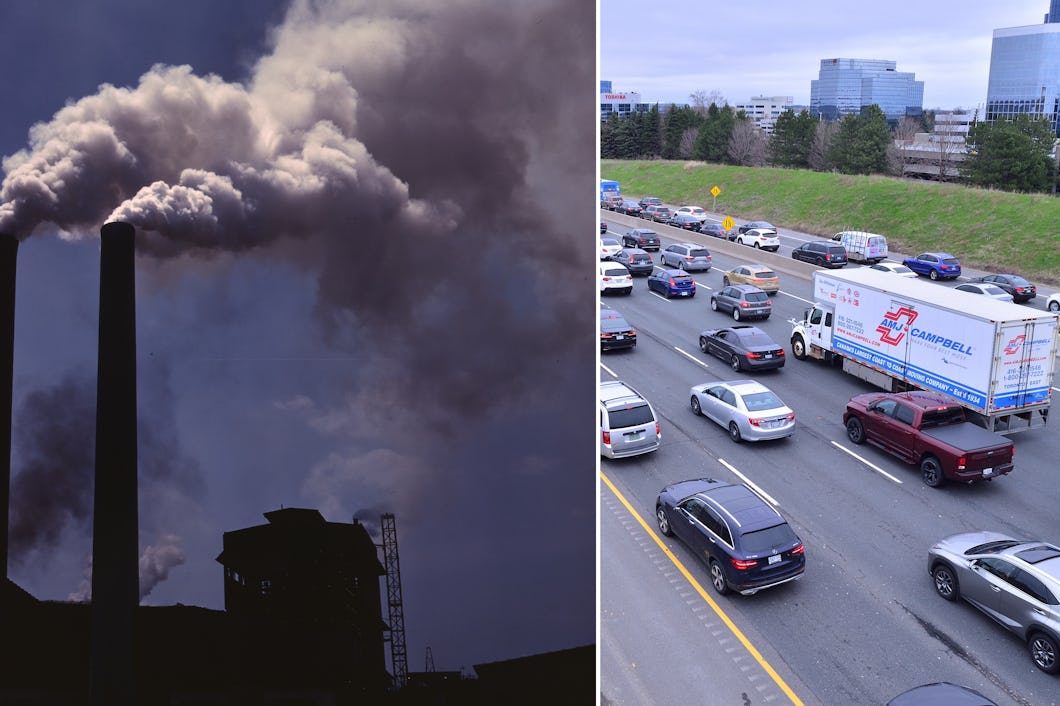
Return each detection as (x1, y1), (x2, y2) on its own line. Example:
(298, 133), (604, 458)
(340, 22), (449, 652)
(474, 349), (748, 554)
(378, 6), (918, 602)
(689, 249), (710, 258)
(740, 523), (798, 554)
(632, 254), (652, 263)
(745, 292), (769, 303)
(740, 333), (777, 347)
(828, 247), (847, 255)
(942, 258), (959, 265)
(755, 271), (776, 279)
(607, 403), (654, 428)
(921, 407), (965, 428)
(604, 268), (628, 277)
(673, 275), (692, 283)
(741, 391), (783, 411)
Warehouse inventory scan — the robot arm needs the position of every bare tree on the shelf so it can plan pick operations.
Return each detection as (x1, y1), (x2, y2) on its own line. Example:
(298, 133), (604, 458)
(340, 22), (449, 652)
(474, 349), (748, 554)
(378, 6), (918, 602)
(678, 127), (700, 159)
(727, 120), (767, 166)
(808, 120), (839, 171)
(888, 117), (920, 176)
(689, 89), (727, 114)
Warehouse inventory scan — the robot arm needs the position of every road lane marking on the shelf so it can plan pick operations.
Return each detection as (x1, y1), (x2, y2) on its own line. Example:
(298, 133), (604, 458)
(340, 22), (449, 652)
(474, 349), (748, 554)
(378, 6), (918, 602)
(674, 346), (709, 368)
(717, 458), (780, 505)
(830, 441), (904, 483)
(778, 291), (813, 305)
(599, 362), (617, 379)
(600, 471), (806, 706)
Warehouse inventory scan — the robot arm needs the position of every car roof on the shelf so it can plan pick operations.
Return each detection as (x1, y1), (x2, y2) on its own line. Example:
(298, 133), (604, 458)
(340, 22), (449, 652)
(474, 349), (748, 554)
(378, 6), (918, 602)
(599, 380), (648, 406)
(658, 268), (691, 276)
(718, 379), (771, 395)
(726, 284), (766, 293)
(696, 483), (786, 532)
(629, 228), (657, 234)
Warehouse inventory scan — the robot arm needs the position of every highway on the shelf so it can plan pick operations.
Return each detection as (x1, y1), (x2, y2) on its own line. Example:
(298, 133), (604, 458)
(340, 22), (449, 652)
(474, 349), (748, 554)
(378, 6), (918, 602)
(598, 209), (1060, 706)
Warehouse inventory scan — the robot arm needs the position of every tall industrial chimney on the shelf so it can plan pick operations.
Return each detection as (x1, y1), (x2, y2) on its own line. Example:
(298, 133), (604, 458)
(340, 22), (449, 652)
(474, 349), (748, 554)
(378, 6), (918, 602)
(89, 221), (138, 706)
(0, 233), (16, 582)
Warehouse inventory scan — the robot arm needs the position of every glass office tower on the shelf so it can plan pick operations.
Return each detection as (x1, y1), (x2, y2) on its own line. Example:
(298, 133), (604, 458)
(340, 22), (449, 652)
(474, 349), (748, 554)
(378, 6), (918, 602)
(809, 58), (924, 123)
(986, 22), (1060, 135)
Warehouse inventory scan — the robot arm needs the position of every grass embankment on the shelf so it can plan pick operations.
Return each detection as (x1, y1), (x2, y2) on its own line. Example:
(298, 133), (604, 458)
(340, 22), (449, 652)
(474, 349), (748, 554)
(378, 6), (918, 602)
(601, 160), (1060, 286)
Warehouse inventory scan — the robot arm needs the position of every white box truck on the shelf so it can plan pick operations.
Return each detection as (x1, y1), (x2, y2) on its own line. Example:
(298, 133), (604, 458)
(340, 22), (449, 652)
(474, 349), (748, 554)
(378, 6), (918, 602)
(790, 268), (1058, 432)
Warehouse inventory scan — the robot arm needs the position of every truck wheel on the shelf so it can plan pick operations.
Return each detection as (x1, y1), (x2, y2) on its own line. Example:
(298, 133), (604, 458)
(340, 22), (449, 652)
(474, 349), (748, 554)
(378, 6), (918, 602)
(791, 336), (807, 361)
(1029, 631), (1060, 674)
(845, 418), (865, 444)
(932, 564), (959, 601)
(920, 456), (944, 487)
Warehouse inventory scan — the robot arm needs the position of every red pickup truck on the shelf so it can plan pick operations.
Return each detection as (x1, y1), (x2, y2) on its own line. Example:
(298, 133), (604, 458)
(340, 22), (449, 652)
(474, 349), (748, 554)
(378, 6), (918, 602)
(842, 391), (1014, 488)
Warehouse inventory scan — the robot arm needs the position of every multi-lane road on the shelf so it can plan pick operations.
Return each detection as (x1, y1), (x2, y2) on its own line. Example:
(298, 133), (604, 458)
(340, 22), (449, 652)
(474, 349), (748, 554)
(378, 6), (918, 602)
(599, 209), (1060, 706)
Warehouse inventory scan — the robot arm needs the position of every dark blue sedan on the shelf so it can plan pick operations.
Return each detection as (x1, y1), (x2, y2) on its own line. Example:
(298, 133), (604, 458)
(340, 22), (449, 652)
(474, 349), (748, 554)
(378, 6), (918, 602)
(902, 252), (962, 280)
(647, 268), (696, 299)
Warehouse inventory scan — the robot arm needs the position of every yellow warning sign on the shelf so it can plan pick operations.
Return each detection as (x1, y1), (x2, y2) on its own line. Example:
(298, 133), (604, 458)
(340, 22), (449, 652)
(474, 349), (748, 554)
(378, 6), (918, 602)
(721, 216), (735, 231)
(710, 185), (721, 197)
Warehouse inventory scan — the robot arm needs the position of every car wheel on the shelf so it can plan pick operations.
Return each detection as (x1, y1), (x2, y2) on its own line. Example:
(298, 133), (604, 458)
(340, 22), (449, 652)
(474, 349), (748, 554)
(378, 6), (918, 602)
(1050, 299), (1060, 313)
(845, 417), (865, 444)
(931, 564), (959, 601)
(656, 505), (673, 537)
(710, 298), (718, 311)
(732, 308), (741, 321)
(753, 242), (761, 249)
(722, 276), (730, 286)
(815, 257), (825, 267)
(728, 422), (742, 443)
(709, 560), (730, 595)
(929, 269), (939, 281)
(730, 355), (741, 372)
(920, 455), (944, 487)
(624, 287), (632, 295)
(1029, 631), (1060, 674)
(691, 395), (702, 416)
(791, 335), (807, 361)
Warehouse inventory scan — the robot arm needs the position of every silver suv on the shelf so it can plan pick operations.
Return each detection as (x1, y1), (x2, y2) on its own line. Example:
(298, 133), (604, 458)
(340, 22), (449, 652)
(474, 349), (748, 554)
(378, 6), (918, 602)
(599, 380), (660, 459)
(928, 531), (1060, 674)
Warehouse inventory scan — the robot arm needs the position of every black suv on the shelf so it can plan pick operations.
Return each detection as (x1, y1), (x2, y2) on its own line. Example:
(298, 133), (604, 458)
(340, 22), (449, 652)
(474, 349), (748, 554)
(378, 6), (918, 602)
(656, 477), (805, 595)
(790, 241), (848, 268)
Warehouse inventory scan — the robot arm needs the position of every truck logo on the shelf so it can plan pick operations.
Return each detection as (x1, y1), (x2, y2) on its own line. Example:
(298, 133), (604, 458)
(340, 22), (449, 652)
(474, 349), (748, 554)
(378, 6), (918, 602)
(1003, 335), (1025, 355)
(876, 307), (918, 346)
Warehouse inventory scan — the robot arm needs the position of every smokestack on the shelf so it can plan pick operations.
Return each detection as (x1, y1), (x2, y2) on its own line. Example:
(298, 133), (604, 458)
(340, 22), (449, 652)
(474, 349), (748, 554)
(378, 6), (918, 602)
(0, 233), (16, 582)
(89, 221), (138, 706)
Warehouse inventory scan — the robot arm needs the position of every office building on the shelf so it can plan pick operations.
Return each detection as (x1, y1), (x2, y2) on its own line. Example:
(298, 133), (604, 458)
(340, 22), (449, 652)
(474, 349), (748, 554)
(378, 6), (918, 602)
(986, 5), (1060, 135)
(600, 86), (647, 120)
(809, 58), (924, 124)
(733, 96), (795, 134)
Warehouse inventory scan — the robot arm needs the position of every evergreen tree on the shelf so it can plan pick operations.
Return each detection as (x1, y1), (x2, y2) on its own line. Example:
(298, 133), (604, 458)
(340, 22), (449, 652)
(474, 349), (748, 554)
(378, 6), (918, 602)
(640, 104), (663, 158)
(963, 114), (1054, 192)
(614, 113), (640, 158)
(768, 109), (818, 168)
(693, 104), (738, 163)
(827, 105), (891, 175)
(600, 113), (621, 159)
(662, 106), (699, 159)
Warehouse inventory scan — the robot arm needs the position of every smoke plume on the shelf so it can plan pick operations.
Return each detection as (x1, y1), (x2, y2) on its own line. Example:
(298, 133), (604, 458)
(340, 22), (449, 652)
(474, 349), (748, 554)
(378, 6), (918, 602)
(138, 534), (186, 600)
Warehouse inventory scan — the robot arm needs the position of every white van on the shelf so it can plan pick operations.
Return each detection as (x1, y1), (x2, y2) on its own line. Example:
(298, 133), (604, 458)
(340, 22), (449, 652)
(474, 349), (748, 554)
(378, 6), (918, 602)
(831, 231), (888, 264)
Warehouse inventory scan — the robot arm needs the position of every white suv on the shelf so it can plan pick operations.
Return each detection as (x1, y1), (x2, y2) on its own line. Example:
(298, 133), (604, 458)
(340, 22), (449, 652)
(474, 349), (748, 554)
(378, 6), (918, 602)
(599, 262), (633, 295)
(599, 380), (660, 458)
(736, 228), (780, 252)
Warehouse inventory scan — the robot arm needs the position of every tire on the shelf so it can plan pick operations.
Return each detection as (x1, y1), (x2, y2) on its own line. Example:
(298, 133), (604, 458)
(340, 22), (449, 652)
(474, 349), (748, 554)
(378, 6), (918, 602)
(689, 292), (695, 298)
(753, 242), (761, 249)
(710, 298), (718, 312)
(921, 455), (944, 487)
(791, 336), (807, 361)
(656, 505), (674, 537)
(728, 422), (742, 443)
(846, 417), (866, 444)
(691, 395), (703, 416)
(1029, 631), (1060, 674)
(732, 308), (741, 321)
(929, 269), (939, 281)
(1050, 299), (1059, 313)
(730, 355), (741, 372)
(709, 560), (730, 595)
(722, 276), (730, 286)
(932, 564), (959, 601)
(815, 257), (825, 267)
(624, 287), (632, 295)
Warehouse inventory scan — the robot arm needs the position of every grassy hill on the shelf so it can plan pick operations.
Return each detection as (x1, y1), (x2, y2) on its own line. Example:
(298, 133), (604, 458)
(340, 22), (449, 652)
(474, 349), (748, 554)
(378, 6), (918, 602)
(601, 160), (1060, 285)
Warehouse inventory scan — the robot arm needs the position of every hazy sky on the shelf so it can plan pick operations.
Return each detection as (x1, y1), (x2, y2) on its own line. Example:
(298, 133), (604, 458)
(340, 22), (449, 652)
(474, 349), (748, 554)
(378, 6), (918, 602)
(1, 0), (594, 672)
(600, 1), (1050, 110)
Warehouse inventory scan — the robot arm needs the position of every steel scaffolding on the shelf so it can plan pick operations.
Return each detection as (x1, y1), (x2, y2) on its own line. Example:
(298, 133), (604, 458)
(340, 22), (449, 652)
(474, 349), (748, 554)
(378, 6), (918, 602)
(381, 513), (408, 690)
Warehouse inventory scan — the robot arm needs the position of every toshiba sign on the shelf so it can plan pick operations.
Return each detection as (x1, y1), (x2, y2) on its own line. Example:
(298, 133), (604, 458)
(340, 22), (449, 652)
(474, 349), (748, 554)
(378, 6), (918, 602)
(603, 93), (628, 100)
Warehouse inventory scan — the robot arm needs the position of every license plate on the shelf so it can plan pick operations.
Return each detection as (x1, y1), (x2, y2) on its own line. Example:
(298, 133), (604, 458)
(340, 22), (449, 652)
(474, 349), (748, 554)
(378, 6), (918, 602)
(625, 431), (643, 441)
(768, 554), (781, 565)
(982, 467), (993, 476)
(680, 291), (690, 296)
(764, 354), (773, 359)
(615, 335), (624, 340)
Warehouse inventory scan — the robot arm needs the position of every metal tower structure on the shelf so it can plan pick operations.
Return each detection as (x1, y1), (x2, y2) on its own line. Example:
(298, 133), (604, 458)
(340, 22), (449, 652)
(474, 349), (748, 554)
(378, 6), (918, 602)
(381, 513), (408, 690)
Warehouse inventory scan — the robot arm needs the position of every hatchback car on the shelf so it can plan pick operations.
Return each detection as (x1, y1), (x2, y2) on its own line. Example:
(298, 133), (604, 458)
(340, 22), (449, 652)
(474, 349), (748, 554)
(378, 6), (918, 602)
(710, 285), (771, 321)
(954, 282), (1012, 302)
(903, 252), (961, 280)
(975, 273), (1037, 303)
(673, 205), (709, 222)
(656, 477), (804, 595)
(735, 228), (780, 252)
(722, 264), (779, 294)
(643, 205), (673, 223)
(647, 268), (696, 298)
(928, 531), (1060, 674)
(617, 200), (643, 217)
(699, 222), (730, 239)
(599, 262), (633, 295)
(610, 247), (654, 276)
(600, 308), (637, 351)
(599, 380), (660, 458)
(870, 260), (918, 278)
(622, 228), (660, 251)
(698, 325), (785, 372)
(599, 236), (622, 260)
(737, 220), (777, 235)
(660, 243), (712, 271)
(790, 241), (848, 268)
(688, 380), (796, 444)
(668, 213), (703, 231)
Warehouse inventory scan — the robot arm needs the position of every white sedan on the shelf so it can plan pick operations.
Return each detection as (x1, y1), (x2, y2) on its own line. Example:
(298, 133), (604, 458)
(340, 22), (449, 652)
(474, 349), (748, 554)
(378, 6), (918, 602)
(599, 236), (622, 260)
(869, 260), (918, 278)
(954, 282), (1013, 302)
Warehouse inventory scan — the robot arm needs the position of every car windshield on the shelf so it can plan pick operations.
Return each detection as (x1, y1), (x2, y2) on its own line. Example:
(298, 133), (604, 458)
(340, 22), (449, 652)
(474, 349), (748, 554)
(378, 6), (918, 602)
(739, 391), (783, 411)
(744, 292), (769, 303)
(920, 407), (964, 428)
(608, 404), (654, 427)
(689, 249), (710, 258)
(740, 523), (798, 554)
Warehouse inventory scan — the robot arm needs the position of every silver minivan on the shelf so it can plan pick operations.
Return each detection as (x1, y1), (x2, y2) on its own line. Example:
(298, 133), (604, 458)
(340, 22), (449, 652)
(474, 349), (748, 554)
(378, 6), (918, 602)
(599, 380), (660, 458)
(832, 231), (888, 264)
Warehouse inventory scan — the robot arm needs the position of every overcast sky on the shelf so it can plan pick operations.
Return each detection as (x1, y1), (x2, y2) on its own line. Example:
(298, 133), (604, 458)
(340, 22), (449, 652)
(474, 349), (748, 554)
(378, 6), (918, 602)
(601, 1), (1051, 110)
(1, 0), (594, 673)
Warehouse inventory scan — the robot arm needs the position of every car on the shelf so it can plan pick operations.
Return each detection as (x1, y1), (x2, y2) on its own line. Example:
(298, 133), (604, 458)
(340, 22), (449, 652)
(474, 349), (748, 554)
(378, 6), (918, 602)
(622, 228), (660, 251)
(599, 380), (660, 458)
(600, 218), (608, 234)
(643, 205), (673, 223)
(721, 264), (780, 294)
(659, 243), (712, 271)
(655, 476), (804, 595)
(698, 324), (785, 372)
(637, 196), (662, 210)
(737, 220), (776, 235)
(598, 261), (633, 295)
(610, 247), (654, 276)
(975, 273), (1037, 303)
(902, 252), (962, 280)
(699, 222), (730, 239)
(667, 213), (702, 231)
(734, 228), (780, 252)
(617, 200), (643, 217)
(710, 284), (772, 321)
(1049, 293), (1060, 312)
(887, 682), (998, 706)
(954, 282), (1013, 302)
(790, 241), (848, 268)
(870, 260), (918, 278)
(928, 530), (1060, 674)
(599, 236), (622, 260)
(601, 194), (624, 210)
(647, 268), (696, 298)
(600, 308), (636, 351)
(672, 205), (709, 222)
(688, 380), (796, 444)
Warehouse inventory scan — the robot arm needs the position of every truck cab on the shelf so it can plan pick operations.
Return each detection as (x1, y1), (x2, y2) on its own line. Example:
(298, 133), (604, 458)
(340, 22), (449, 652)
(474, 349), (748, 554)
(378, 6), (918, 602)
(790, 304), (834, 361)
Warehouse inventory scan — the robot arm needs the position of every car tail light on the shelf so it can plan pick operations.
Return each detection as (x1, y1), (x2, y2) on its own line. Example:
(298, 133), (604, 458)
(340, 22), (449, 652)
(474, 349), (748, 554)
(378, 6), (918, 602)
(824, 254), (832, 261)
(791, 543), (805, 556)
(602, 430), (611, 445)
(777, 349), (785, 356)
(731, 557), (757, 571)
(748, 417), (761, 427)
(669, 278), (676, 286)
(1015, 287), (1025, 293)
(740, 301), (751, 307)
(602, 276), (611, 282)
(785, 412), (795, 421)
(686, 256), (693, 261)
(957, 455), (966, 470)
(747, 352), (763, 359)
(655, 421), (661, 436)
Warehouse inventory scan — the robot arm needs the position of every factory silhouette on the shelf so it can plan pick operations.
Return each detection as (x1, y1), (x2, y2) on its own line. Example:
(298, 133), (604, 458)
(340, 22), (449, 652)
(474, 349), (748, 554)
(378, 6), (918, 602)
(0, 225), (591, 705)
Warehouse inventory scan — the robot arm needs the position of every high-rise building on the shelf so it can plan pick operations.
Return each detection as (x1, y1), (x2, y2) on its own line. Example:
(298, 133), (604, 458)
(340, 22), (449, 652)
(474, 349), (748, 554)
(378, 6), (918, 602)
(600, 80), (612, 93)
(809, 58), (924, 123)
(986, 6), (1060, 135)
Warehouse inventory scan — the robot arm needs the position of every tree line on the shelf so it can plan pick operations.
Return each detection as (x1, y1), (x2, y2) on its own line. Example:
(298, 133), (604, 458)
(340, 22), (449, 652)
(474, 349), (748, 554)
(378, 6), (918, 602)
(600, 103), (1060, 194)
